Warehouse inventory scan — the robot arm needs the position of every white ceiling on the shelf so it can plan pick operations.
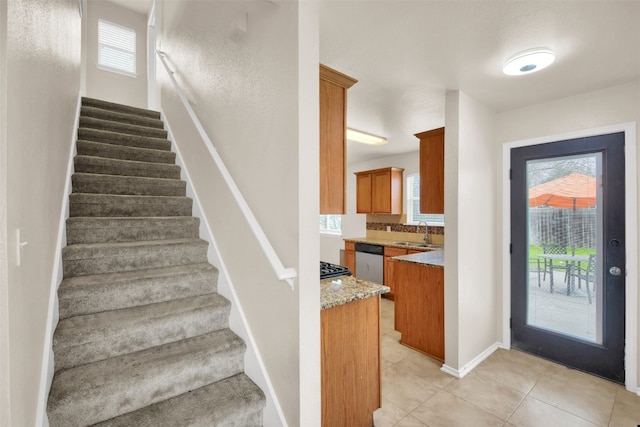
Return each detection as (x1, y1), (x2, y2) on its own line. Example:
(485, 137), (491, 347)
(320, 1), (640, 164)
(106, 1), (640, 165)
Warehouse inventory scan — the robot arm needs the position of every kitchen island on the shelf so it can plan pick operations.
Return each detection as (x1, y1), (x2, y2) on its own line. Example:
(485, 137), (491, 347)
(391, 250), (444, 361)
(320, 275), (389, 427)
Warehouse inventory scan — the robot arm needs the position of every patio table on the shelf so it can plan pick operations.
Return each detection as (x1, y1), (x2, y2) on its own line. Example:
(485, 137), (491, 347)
(537, 253), (590, 295)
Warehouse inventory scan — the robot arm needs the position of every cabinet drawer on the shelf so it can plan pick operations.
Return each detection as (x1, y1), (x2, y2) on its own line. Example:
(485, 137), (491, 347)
(384, 247), (407, 257)
(345, 241), (355, 251)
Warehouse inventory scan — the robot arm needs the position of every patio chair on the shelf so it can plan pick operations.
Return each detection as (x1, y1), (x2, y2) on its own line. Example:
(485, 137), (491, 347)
(569, 254), (596, 304)
(541, 243), (573, 293)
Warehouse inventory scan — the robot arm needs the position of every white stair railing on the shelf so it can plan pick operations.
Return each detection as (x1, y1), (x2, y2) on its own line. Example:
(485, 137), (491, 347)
(156, 50), (297, 289)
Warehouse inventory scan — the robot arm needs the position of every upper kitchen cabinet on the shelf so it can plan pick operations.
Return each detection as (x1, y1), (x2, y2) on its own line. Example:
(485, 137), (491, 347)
(319, 64), (357, 214)
(355, 167), (404, 214)
(415, 127), (444, 214)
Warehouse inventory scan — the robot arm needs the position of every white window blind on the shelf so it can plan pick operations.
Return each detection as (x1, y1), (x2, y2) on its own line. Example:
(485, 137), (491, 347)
(406, 173), (445, 225)
(98, 19), (136, 75)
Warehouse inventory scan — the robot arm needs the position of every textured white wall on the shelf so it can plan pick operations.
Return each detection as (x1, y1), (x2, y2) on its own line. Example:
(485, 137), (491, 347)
(85, 0), (147, 108)
(496, 80), (640, 391)
(443, 91), (498, 371)
(3, 0), (81, 425)
(157, 1), (313, 424)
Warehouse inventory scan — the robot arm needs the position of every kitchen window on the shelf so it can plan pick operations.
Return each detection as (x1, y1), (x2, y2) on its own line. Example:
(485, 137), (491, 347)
(98, 19), (136, 76)
(320, 214), (342, 235)
(406, 173), (444, 225)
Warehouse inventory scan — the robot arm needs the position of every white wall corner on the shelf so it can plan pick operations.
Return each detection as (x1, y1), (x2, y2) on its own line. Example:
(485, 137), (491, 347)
(35, 93), (82, 427)
(440, 342), (501, 379)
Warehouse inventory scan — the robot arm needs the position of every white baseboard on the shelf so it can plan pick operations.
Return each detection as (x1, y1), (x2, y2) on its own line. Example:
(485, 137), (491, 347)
(441, 342), (501, 379)
(36, 93), (81, 427)
(162, 113), (287, 427)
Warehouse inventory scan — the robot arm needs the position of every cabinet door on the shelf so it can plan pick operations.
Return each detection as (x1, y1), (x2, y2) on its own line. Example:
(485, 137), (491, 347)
(383, 247), (407, 302)
(344, 251), (355, 273)
(372, 169), (391, 213)
(319, 79), (346, 214)
(418, 128), (445, 214)
(356, 173), (372, 213)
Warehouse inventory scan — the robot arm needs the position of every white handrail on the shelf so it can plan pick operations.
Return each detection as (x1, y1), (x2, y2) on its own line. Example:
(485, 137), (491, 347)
(156, 50), (297, 289)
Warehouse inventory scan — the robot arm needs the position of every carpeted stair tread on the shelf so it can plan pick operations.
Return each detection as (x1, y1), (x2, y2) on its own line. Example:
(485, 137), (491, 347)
(93, 373), (265, 427)
(78, 127), (171, 151)
(74, 155), (181, 179)
(80, 116), (168, 139)
(58, 263), (218, 319)
(47, 329), (246, 426)
(69, 193), (192, 217)
(81, 106), (165, 129)
(66, 216), (199, 244)
(62, 238), (208, 276)
(82, 97), (161, 120)
(53, 293), (231, 371)
(72, 173), (186, 197)
(77, 139), (175, 164)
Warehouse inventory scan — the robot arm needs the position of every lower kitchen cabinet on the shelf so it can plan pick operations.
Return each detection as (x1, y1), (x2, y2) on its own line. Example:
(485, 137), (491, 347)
(393, 260), (444, 361)
(344, 241), (356, 273)
(384, 247), (425, 301)
(321, 296), (381, 427)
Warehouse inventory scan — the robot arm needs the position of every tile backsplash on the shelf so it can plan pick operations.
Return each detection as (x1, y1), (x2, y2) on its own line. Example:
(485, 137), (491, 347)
(366, 220), (444, 245)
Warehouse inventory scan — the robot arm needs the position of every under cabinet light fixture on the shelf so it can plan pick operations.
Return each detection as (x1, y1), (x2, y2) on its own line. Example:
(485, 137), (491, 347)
(503, 48), (555, 76)
(346, 128), (388, 146)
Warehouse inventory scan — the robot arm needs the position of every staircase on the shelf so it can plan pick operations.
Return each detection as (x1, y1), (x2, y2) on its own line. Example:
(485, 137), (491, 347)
(46, 98), (266, 426)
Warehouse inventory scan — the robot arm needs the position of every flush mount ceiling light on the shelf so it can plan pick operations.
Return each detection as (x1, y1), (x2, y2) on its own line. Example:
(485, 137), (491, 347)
(503, 48), (555, 76)
(346, 128), (388, 146)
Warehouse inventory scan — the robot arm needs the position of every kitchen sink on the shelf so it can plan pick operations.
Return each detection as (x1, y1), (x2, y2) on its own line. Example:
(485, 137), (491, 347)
(392, 241), (443, 249)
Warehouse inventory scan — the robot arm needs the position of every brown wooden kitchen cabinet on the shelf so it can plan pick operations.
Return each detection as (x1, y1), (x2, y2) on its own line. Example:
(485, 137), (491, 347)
(321, 296), (381, 427)
(354, 167), (404, 214)
(343, 241), (356, 273)
(415, 127), (444, 214)
(384, 246), (425, 300)
(393, 260), (444, 361)
(320, 64), (357, 214)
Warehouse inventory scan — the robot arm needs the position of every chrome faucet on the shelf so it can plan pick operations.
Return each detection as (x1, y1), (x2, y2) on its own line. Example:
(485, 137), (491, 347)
(417, 221), (429, 244)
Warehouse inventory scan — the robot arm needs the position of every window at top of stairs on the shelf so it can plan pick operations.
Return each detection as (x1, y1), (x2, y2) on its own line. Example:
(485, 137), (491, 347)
(98, 19), (136, 77)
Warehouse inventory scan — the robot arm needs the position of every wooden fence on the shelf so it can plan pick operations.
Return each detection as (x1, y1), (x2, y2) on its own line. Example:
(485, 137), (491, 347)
(529, 208), (596, 248)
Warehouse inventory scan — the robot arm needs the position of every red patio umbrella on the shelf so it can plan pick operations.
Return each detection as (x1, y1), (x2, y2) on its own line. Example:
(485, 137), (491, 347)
(529, 173), (597, 208)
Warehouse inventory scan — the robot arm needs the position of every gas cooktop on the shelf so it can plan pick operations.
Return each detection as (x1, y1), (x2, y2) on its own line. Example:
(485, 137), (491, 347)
(320, 261), (352, 279)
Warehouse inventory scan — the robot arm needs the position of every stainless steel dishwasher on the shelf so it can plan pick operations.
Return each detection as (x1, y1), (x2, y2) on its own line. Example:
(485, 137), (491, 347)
(355, 242), (384, 284)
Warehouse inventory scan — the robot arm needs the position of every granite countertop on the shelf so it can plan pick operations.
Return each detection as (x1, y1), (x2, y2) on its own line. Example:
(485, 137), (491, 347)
(320, 275), (390, 310)
(343, 237), (443, 251)
(391, 250), (444, 268)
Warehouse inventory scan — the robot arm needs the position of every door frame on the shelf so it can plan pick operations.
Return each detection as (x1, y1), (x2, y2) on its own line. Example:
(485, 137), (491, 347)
(501, 122), (638, 393)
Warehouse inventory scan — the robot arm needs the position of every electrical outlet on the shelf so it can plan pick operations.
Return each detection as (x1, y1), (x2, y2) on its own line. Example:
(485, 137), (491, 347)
(386, 226), (391, 232)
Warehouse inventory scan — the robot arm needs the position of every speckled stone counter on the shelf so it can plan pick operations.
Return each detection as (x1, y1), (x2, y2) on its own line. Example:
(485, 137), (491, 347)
(343, 237), (443, 251)
(392, 250), (444, 267)
(320, 275), (390, 310)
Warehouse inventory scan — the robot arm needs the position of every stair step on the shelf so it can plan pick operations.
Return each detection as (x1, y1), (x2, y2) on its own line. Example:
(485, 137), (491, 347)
(58, 263), (218, 319)
(93, 373), (265, 427)
(47, 329), (246, 426)
(53, 293), (231, 371)
(74, 155), (181, 180)
(69, 193), (192, 217)
(82, 97), (161, 120)
(72, 173), (186, 197)
(77, 140), (175, 164)
(80, 116), (168, 139)
(81, 106), (165, 129)
(62, 238), (208, 277)
(78, 127), (171, 151)
(66, 216), (199, 244)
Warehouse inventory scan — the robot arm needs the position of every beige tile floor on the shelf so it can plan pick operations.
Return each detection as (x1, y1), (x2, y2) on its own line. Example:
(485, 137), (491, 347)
(374, 298), (640, 427)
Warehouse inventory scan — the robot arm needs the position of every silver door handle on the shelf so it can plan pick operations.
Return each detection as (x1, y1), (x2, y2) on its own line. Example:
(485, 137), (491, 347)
(609, 266), (622, 276)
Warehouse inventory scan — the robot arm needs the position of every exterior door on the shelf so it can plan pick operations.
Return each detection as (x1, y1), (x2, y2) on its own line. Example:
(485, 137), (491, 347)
(510, 132), (625, 383)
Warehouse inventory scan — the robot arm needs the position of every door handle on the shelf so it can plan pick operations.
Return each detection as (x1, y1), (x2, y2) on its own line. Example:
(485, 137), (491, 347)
(609, 266), (622, 276)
